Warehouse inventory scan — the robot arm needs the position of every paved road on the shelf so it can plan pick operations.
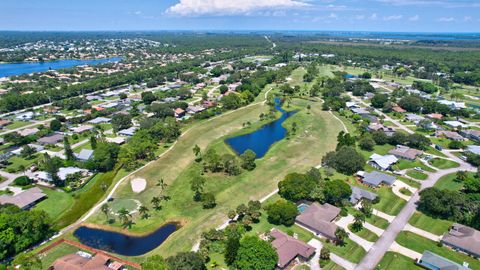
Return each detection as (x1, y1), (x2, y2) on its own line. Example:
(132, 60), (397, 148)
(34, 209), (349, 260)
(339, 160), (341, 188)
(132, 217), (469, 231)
(0, 118), (54, 136)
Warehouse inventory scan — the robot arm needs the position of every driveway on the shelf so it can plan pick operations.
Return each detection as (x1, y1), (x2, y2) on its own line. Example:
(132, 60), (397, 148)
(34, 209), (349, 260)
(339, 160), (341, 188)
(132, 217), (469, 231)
(308, 238), (357, 270)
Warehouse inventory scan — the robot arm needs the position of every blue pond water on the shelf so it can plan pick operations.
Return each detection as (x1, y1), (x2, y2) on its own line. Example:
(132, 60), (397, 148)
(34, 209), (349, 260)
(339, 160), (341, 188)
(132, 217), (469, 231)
(73, 223), (177, 256)
(225, 99), (296, 158)
(0, 57), (122, 78)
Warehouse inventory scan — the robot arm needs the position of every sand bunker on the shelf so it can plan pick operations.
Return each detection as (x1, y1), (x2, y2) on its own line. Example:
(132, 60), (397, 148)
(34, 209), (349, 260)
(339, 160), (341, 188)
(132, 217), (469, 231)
(131, 178), (147, 193)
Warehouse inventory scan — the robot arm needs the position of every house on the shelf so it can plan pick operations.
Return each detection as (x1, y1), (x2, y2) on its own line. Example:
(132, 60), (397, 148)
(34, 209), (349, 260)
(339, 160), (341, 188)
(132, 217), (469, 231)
(346, 102), (359, 109)
(350, 186), (378, 205)
(35, 167), (89, 182)
(37, 134), (64, 145)
(295, 202), (340, 240)
(368, 153), (398, 171)
(51, 252), (124, 270)
(388, 145), (423, 160)
(459, 129), (480, 142)
(202, 100), (216, 108)
(174, 108), (185, 118)
(367, 123), (395, 136)
(435, 130), (464, 141)
(16, 111), (35, 121)
(269, 229), (315, 269)
(405, 114), (425, 123)
(118, 127), (137, 137)
(466, 145), (480, 156)
(418, 251), (470, 270)
(351, 108), (370, 115)
(0, 187), (46, 210)
(75, 149), (94, 161)
(438, 100), (467, 110)
(426, 113), (443, 120)
(70, 125), (94, 134)
(444, 121), (468, 129)
(18, 127), (40, 137)
(106, 137), (125, 145)
(358, 171), (397, 187)
(0, 119), (12, 127)
(88, 117), (111, 124)
(186, 105), (206, 114)
(392, 106), (406, 113)
(44, 106), (60, 114)
(442, 224), (480, 258)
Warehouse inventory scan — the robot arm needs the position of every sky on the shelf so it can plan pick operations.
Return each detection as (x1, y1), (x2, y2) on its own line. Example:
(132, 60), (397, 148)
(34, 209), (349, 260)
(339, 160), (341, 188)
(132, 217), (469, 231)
(0, 0), (479, 32)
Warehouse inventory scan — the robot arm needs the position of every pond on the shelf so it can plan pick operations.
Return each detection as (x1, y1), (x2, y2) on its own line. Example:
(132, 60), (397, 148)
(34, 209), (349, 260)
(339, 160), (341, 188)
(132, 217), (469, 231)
(0, 57), (122, 78)
(225, 99), (296, 158)
(73, 223), (178, 256)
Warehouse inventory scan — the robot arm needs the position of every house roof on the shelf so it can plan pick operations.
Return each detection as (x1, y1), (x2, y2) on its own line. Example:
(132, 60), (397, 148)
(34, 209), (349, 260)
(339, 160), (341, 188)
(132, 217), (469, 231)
(0, 187), (46, 209)
(388, 145), (423, 160)
(71, 125), (94, 133)
(435, 130), (464, 141)
(51, 253), (117, 270)
(295, 202), (340, 239)
(88, 117), (110, 124)
(118, 127), (137, 136)
(362, 171), (397, 187)
(18, 128), (40, 137)
(350, 186), (378, 204)
(442, 223), (480, 257)
(444, 121), (467, 128)
(37, 134), (64, 145)
(369, 154), (398, 170)
(467, 145), (480, 155)
(419, 251), (469, 270)
(270, 229), (315, 268)
(75, 149), (94, 161)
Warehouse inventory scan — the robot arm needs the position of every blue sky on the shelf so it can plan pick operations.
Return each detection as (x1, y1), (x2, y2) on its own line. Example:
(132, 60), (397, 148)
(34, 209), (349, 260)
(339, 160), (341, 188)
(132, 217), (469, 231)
(1, 0), (479, 32)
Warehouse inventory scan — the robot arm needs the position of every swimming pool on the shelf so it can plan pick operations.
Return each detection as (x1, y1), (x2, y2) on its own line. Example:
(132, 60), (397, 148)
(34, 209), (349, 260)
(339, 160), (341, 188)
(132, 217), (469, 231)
(297, 203), (309, 213)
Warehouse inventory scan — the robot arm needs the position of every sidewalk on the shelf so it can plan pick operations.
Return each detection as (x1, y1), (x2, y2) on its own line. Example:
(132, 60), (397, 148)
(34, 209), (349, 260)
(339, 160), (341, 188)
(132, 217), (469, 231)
(389, 241), (422, 260)
(308, 238), (357, 270)
(391, 180), (417, 201)
(403, 224), (442, 242)
(335, 215), (374, 251)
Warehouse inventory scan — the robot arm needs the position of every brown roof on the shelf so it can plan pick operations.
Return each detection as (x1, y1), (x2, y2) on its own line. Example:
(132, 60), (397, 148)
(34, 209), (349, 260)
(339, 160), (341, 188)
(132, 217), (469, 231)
(37, 134), (63, 145)
(295, 203), (340, 239)
(435, 130), (464, 141)
(427, 113), (443, 120)
(392, 106), (406, 113)
(442, 224), (480, 257)
(0, 187), (46, 209)
(0, 119), (12, 126)
(52, 253), (119, 270)
(388, 145), (423, 160)
(270, 229), (315, 268)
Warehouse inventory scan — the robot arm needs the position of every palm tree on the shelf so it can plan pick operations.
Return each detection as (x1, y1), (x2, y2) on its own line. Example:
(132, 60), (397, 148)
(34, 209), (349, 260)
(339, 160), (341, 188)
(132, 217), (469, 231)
(455, 171), (468, 182)
(139, 206), (150, 219)
(160, 194), (171, 202)
(117, 208), (132, 228)
(156, 178), (168, 191)
(334, 228), (348, 246)
(101, 204), (110, 220)
(151, 196), (162, 210)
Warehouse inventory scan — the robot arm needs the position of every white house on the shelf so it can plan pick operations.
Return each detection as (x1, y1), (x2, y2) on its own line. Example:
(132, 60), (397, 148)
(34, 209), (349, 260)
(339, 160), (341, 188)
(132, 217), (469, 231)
(368, 153), (398, 171)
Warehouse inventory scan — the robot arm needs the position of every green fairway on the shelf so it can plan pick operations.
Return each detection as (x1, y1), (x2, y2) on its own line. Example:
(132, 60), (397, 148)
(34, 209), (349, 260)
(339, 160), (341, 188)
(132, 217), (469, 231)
(34, 188), (75, 222)
(434, 172), (476, 191)
(375, 252), (421, 270)
(406, 170), (428, 180)
(408, 211), (452, 235)
(428, 158), (459, 169)
(396, 231), (480, 269)
(87, 96), (344, 257)
(374, 187), (406, 216)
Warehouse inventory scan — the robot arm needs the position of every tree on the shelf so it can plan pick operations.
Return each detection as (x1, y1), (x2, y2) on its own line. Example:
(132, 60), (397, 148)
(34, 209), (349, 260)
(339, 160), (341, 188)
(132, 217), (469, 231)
(228, 209), (237, 220)
(90, 135), (97, 149)
(336, 131), (355, 150)
(265, 199), (298, 226)
(141, 91), (157, 105)
(139, 206), (150, 219)
(193, 144), (201, 161)
(166, 252), (206, 270)
(351, 212), (365, 231)
(224, 236), (240, 265)
(371, 93), (389, 109)
(141, 255), (167, 270)
(278, 172), (317, 201)
(117, 207), (132, 228)
(320, 247), (330, 260)
(361, 200), (373, 217)
(359, 135), (375, 151)
(49, 119), (62, 131)
(190, 175), (206, 201)
(149, 103), (174, 118)
(234, 236), (278, 270)
(101, 203), (110, 220)
(201, 192), (216, 209)
(322, 146), (365, 175)
(42, 153), (60, 185)
(151, 196), (162, 210)
(156, 178), (168, 191)
(203, 149), (222, 172)
(63, 137), (74, 161)
(398, 96), (422, 112)
(20, 145), (36, 159)
(13, 253), (42, 270)
(240, 149), (256, 170)
(222, 94), (242, 110)
(335, 228), (348, 246)
(111, 114), (132, 131)
(324, 180), (352, 206)
(86, 142), (120, 172)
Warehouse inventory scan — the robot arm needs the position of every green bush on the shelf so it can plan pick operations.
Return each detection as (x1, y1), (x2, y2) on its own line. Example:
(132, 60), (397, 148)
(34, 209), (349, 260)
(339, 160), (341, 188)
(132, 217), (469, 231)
(13, 176), (32, 186)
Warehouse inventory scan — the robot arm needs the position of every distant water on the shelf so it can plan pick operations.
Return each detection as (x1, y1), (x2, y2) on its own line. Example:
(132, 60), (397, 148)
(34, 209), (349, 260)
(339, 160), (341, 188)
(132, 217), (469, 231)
(0, 57), (122, 78)
(74, 223), (178, 256)
(226, 98), (296, 158)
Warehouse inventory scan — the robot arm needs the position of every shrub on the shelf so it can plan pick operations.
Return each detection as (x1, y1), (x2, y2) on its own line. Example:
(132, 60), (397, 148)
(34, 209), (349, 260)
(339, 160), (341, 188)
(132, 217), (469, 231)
(13, 176), (32, 186)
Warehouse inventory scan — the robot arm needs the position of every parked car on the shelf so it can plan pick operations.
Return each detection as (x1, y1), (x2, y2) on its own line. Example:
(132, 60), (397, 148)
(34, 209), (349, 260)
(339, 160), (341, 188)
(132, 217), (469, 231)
(435, 144), (443, 151)
(460, 155), (467, 161)
(414, 167), (423, 172)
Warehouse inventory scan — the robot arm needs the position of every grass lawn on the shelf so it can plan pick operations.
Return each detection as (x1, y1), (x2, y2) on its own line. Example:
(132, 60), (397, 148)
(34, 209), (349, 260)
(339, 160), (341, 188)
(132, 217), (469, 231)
(320, 237), (366, 264)
(398, 177), (421, 189)
(5, 155), (38, 172)
(347, 207), (390, 230)
(408, 211), (452, 235)
(428, 158), (459, 169)
(322, 261), (345, 270)
(392, 159), (435, 173)
(5, 121), (32, 130)
(406, 170), (428, 180)
(434, 172), (476, 191)
(375, 252), (421, 270)
(349, 225), (379, 242)
(207, 252), (227, 270)
(34, 188), (75, 222)
(358, 144), (394, 160)
(86, 96), (344, 257)
(425, 146), (447, 158)
(374, 187), (406, 216)
(396, 231), (480, 269)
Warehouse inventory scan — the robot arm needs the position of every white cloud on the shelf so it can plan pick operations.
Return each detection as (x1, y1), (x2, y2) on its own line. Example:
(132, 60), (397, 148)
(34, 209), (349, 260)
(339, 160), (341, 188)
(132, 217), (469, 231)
(134, 11), (142, 15)
(166, 0), (309, 16)
(383, 15), (403, 21)
(369, 13), (378, 20)
(408, 14), (419, 21)
(438, 17), (455, 22)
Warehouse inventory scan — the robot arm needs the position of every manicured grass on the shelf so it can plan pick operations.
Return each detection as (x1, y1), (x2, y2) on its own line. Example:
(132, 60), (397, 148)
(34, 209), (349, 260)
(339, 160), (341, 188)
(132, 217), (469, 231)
(38, 242), (83, 269)
(322, 261), (345, 270)
(435, 172), (476, 191)
(349, 225), (379, 242)
(207, 252), (227, 270)
(392, 159), (435, 173)
(375, 252), (421, 270)
(396, 231), (480, 269)
(374, 187), (406, 216)
(320, 237), (366, 264)
(408, 212), (452, 235)
(358, 144), (394, 160)
(406, 170), (428, 180)
(4, 121), (32, 130)
(347, 207), (390, 230)
(5, 155), (38, 172)
(87, 97), (344, 257)
(425, 146), (448, 158)
(398, 177), (421, 189)
(110, 198), (139, 214)
(428, 158), (460, 169)
(34, 188), (75, 222)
